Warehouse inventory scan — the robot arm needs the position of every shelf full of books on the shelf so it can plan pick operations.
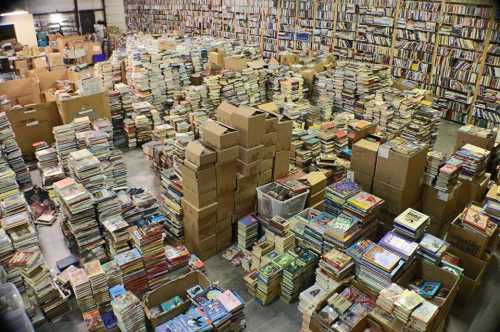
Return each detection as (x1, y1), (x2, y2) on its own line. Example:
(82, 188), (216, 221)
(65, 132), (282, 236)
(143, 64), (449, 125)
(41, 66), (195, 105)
(333, 0), (358, 60)
(312, 0), (335, 52)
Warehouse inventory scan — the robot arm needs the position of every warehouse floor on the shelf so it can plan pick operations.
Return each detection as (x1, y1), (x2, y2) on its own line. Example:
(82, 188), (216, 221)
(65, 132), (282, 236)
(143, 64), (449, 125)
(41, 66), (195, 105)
(37, 120), (500, 332)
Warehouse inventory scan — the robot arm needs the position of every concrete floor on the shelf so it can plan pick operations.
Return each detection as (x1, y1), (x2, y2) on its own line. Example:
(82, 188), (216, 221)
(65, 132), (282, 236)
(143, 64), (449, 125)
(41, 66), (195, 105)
(36, 120), (500, 332)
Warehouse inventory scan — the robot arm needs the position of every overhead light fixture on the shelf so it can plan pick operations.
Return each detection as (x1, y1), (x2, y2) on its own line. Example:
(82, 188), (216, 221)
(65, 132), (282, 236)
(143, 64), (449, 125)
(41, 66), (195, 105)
(1, 10), (29, 17)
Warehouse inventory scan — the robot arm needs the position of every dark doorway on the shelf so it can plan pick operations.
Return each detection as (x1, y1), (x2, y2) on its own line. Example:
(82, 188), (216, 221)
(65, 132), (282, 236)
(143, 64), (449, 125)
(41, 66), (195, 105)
(79, 10), (95, 34)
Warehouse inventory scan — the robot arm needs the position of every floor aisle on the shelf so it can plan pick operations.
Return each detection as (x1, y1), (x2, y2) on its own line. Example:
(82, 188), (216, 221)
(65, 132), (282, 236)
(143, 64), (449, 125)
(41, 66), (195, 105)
(37, 121), (499, 332)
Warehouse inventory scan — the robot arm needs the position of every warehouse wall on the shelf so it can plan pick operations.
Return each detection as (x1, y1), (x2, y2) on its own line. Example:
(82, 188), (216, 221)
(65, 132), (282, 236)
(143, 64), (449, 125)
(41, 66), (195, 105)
(0, 13), (38, 46)
(25, 0), (103, 13)
(104, 0), (126, 31)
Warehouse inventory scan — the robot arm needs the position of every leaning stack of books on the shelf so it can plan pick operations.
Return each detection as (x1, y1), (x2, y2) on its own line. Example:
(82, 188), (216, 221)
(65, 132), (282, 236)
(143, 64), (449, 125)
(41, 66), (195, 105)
(435, 162), (460, 192)
(114, 248), (148, 295)
(102, 215), (130, 256)
(417, 233), (449, 264)
(394, 208), (430, 240)
(324, 179), (361, 216)
(69, 267), (96, 313)
(318, 247), (355, 281)
(237, 214), (259, 250)
(111, 290), (147, 332)
(84, 260), (111, 309)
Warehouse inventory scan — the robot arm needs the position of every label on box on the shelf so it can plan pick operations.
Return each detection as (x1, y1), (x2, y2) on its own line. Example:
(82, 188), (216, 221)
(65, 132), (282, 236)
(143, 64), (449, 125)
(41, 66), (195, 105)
(378, 145), (390, 159)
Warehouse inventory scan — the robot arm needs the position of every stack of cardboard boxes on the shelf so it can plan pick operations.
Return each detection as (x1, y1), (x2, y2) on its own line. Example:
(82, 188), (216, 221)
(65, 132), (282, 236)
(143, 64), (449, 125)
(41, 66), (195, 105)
(301, 171), (328, 210)
(273, 112), (293, 181)
(351, 139), (380, 192)
(201, 120), (240, 252)
(181, 141), (218, 260)
(260, 112), (279, 185)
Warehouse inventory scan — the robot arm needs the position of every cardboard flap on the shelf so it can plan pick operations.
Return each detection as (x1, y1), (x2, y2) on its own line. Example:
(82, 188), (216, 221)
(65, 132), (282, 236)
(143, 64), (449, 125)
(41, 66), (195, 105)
(237, 105), (265, 118)
(186, 141), (206, 156)
(216, 100), (238, 113)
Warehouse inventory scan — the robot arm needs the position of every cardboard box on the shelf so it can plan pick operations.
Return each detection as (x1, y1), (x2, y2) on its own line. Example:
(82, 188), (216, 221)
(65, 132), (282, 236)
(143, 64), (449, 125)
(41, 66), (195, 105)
(239, 145), (263, 163)
(257, 102), (279, 113)
(261, 145), (276, 160)
(263, 132), (278, 146)
(15, 59), (29, 74)
(231, 106), (266, 148)
(422, 182), (462, 235)
(216, 227), (233, 251)
(217, 193), (235, 221)
(236, 173), (259, 191)
(354, 171), (373, 193)
(259, 169), (273, 186)
(56, 92), (111, 123)
(273, 150), (290, 179)
(224, 55), (249, 71)
(6, 102), (62, 160)
(446, 216), (492, 259)
(446, 247), (489, 305)
(237, 159), (260, 176)
(201, 120), (239, 149)
(216, 162), (237, 194)
(182, 199), (217, 221)
(181, 163), (216, 193)
(235, 185), (257, 204)
(396, 259), (461, 329)
(373, 179), (421, 215)
(264, 111), (279, 133)
(215, 101), (238, 125)
(0, 77), (41, 106)
(47, 52), (64, 68)
(209, 51), (225, 67)
(352, 139), (380, 177)
(457, 173), (490, 211)
(32, 56), (48, 69)
(182, 188), (217, 209)
(143, 271), (210, 327)
(33, 67), (68, 92)
(185, 141), (216, 166)
(184, 213), (216, 238)
(300, 171), (327, 194)
(186, 234), (217, 261)
(216, 145), (238, 165)
(455, 126), (495, 151)
(276, 115), (293, 151)
(216, 217), (232, 233)
(374, 144), (427, 190)
(308, 189), (326, 207)
(261, 158), (274, 171)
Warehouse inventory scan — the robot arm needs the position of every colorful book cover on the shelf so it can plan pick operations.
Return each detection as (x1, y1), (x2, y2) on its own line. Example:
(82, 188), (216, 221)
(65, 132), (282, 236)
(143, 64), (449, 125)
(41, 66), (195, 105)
(362, 244), (401, 272)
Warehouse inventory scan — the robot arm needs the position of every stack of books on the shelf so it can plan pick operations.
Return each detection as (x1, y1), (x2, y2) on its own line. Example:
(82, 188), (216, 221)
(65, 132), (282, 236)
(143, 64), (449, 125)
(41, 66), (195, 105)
(35, 146), (64, 188)
(110, 149), (128, 190)
(424, 151), (446, 186)
(94, 189), (122, 223)
(159, 168), (183, 242)
(85, 130), (112, 161)
(84, 260), (111, 309)
(281, 247), (319, 303)
(129, 225), (169, 290)
(82, 308), (106, 332)
(302, 211), (334, 254)
(435, 162), (460, 192)
(68, 149), (106, 194)
(109, 89), (125, 147)
(115, 248), (148, 295)
(237, 214), (259, 250)
(69, 267), (96, 312)
(417, 233), (449, 264)
(102, 215), (130, 256)
(453, 144), (490, 180)
(101, 260), (122, 287)
(379, 230), (419, 261)
(165, 245), (190, 271)
(111, 290), (147, 332)
(123, 118), (137, 149)
(394, 289), (426, 324)
(318, 248), (354, 280)
(324, 180), (361, 216)
(1, 211), (38, 250)
(53, 123), (78, 172)
(344, 191), (384, 224)
(323, 213), (361, 252)
(0, 166), (19, 200)
(394, 208), (430, 240)
(256, 262), (282, 305)
(484, 185), (500, 224)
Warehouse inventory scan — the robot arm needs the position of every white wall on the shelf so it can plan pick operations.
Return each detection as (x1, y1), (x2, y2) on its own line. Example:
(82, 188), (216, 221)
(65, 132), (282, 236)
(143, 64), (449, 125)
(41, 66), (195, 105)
(104, 0), (126, 31)
(0, 13), (38, 46)
(26, 0), (104, 14)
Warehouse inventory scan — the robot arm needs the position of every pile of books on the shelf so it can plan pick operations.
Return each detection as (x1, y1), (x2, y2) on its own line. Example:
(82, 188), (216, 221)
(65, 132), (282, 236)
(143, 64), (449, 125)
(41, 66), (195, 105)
(82, 308), (106, 332)
(123, 118), (137, 149)
(281, 247), (318, 303)
(35, 146), (65, 188)
(379, 230), (419, 261)
(343, 191), (384, 224)
(129, 225), (169, 290)
(54, 178), (105, 260)
(165, 245), (190, 271)
(110, 149), (128, 190)
(0, 165), (19, 200)
(237, 215), (259, 250)
(109, 89), (125, 147)
(84, 260), (111, 308)
(111, 290), (147, 332)
(102, 215), (130, 256)
(115, 248), (148, 295)
(256, 261), (282, 305)
(417, 233), (449, 264)
(318, 247), (354, 280)
(68, 149), (106, 194)
(456, 204), (498, 241)
(424, 151), (446, 186)
(324, 180), (361, 216)
(1, 211), (38, 250)
(69, 267), (96, 312)
(94, 189), (122, 223)
(347, 239), (405, 292)
(435, 162), (460, 192)
(484, 184), (500, 224)
(452, 144), (490, 180)
(85, 130), (112, 161)
(394, 208), (430, 240)
(53, 123), (79, 172)
(159, 168), (184, 242)
(323, 213), (363, 252)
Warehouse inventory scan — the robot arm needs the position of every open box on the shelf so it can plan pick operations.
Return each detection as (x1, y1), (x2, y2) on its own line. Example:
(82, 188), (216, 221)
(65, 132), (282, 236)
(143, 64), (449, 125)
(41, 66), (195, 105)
(143, 271), (211, 328)
(396, 259), (461, 330)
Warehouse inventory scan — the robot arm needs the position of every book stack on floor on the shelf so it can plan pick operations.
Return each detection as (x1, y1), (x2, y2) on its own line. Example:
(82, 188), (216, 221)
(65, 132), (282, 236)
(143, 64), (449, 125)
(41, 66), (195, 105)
(237, 214), (258, 250)
(280, 248), (318, 304)
(111, 290), (147, 332)
(435, 162), (460, 193)
(394, 208), (430, 240)
(1, 211), (38, 250)
(256, 260), (282, 305)
(159, 168), (184, 243)
(452, 144), (490, 181)
(94, 189), (122, 224)
(102, 215), (130, 256)
(54, 178), (105, 261)
(0, 165), (19, 201)
(115, 248), (148, 295)
(379, 230), (419, 262)
(34, 146), (64, 188)
(85, 130), (112, 161)
(181, 139), (218, 260)
(0, 229), (17, 287)
(110, 150), (128, 190)
(129, 225), (169, 290)
(347, 239), (405, 293)
(298, 283), (333, 331)
(424, 151), (446, 186)
(82, 308), (106, 332)
(102, 260), (122, 288)
(69, 267), (96, 313)
(164, 244), (190, 271)
(84, 260), (111, 310)
(324, 179), (361, 216)
(132, 102), (154, 146)
(123, 118), (137, 149)
(53, 124), (78, 173)
(109, 89), (125, 147)
(417, 233), (449, 265)
(318, 248), (355, 283)
(201, 119), (240, 252)
(68, 149), (107, 195)
(0, 112), (32, 189)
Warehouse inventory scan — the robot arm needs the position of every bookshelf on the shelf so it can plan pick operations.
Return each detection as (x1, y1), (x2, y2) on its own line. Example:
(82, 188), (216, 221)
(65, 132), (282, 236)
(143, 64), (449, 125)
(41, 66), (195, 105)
(124, 0), (500, 125)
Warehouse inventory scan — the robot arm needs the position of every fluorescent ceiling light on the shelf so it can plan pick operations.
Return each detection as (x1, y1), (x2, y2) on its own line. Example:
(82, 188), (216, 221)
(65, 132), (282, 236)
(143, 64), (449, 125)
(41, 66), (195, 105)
(1, 10), (29, 17)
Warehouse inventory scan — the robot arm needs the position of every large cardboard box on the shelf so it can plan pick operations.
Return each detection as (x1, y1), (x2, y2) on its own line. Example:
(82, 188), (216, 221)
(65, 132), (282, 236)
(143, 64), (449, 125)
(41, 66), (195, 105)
(181, 163), (216, 193)
(273, 150), (290, 179)
(237, 173), (259, 191)
(261, 158), (273, 171)
(261, 145), (276, 159)
(455, 125), (496, 151)
(218, 193), (235, 221)
(259, 169), (273, 186)
(215, 162), (237, 194)
(33, 67), (69, 92)
(224, 55), (249, 71)
(56, 92), (111, 123)
(352, 139), (380, 177)
(276, 115), (293, 151)
(374, 144), (427, 190)
(446, 215), (493, 259)
(231, 106), (266, 148)
(300, 171), (327, 194)
(6, 102), (62, 159)
(216, 217), (232, 233)
(422, 182), (462, 236)
(216, 145), (238, 164)
(354, 171), (373, 193)
(216, 226), (233, 251)
(237, 159), (260, 176)
(0, 77), (41, 106)
(32, 56), (48, 69)
(186, 234), (217, 260)
(182, 188), (217, 209)
(215, 101), (238, 125)
(263, 132), (278, 147)
(263, 111), (279, 133)
(201, 120), (239, 149)
(143, 272), (210, 328)
(457, 173), (490, 211)
(47, 52), (64, 69)
(373, 179), (421, 215)
(446, 247), (489, 305)
(396, 259), (461, 328)
(185, 141), (216, 166)
(239, 145), (263, 163)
